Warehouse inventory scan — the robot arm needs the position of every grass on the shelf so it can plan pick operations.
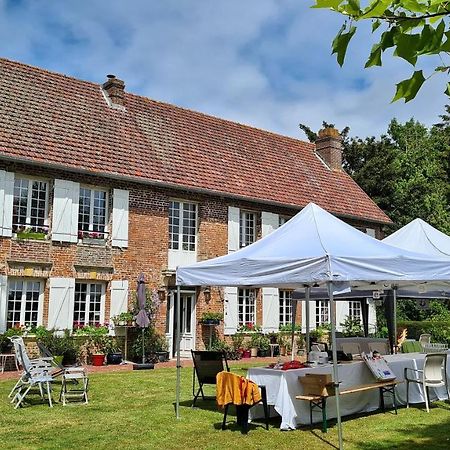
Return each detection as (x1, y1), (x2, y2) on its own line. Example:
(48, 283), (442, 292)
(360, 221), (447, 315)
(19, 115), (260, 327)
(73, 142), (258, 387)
(2, 362), (450, 450)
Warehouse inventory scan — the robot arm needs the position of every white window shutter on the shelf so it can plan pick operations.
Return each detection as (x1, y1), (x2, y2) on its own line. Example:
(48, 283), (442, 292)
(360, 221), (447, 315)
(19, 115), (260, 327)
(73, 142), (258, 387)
(0, 170), (14, 237)
(52, 179), (80, 243)
(0, 275), (7, 332)
(112, 189), (129, 248)
(48, 278), (75, 330)
(227, 206), (240, 253)
(223, 287), (238, 335)
(110, 280), (129, 318)
(262, 288), (279, 332)
(261, 211), (279, 237)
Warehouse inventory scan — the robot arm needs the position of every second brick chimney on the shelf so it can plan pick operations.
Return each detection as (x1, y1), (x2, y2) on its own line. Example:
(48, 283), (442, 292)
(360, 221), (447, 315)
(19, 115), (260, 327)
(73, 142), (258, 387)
(102, 74), (125, 108)
(315, 127), (343, 171)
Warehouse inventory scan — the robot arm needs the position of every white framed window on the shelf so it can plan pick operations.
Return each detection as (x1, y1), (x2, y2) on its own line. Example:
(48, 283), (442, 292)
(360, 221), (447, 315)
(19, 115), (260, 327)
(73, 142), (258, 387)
(13, 177), (49, 233)
(315, 300), (329, 327)
(7, 279), (43, 328)
(238, 288), (256, 326)
(348, 301), (361, 322)
(169, 200), (197, 251)
(279, 290), (293, 326)
(73, 282), (105, 327)
(78, 187), (108, 239)
(240, 211), (256, 248)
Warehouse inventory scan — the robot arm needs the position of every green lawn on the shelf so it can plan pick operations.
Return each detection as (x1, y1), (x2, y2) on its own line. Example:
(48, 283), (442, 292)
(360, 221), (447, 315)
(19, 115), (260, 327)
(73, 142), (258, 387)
(2, 363), (450, 450)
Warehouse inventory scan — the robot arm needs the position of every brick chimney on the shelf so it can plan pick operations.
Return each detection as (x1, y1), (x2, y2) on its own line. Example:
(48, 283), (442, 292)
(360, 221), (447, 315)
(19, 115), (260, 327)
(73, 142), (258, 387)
(102, 74), (125, 108)
(315, 127), (343, 171)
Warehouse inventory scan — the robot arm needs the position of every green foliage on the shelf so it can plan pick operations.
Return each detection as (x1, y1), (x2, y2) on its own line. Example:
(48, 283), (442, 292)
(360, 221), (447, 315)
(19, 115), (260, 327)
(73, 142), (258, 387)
(398, 320), (450, 344)
(312, 0), (450, 101)
(341, 116), (450, 235)
(73, 325), (109, 336)
(199, 312), (223, 322)
(279, 324), (302, 332)
(340, 316), (364, 337)
(130, 328), (168, 361)
(36, 329), (79, 364)
(309, 324), (330, 342)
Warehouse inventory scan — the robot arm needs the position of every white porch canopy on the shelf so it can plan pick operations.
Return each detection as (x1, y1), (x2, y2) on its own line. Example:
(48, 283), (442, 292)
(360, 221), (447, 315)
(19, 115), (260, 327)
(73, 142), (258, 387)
(175, 203), (450, 449)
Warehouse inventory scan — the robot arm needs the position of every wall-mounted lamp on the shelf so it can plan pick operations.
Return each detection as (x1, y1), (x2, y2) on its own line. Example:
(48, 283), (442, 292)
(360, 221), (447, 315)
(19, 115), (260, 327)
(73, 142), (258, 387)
(157, 288), (166, 303)
(202, 286), (211, 303)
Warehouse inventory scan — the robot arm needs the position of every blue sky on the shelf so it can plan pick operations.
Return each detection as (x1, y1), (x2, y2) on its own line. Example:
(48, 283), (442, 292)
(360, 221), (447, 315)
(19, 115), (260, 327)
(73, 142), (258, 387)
(0, 0), (446, 139)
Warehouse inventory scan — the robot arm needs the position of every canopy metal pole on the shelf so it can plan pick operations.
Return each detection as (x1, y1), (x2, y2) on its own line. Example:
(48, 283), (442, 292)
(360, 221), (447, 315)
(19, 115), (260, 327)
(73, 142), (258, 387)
(291, 299), (297, 361)
(305, 286), (311, 354)
(175, 285), (181, 419)
(393, 287), (398, 354)
(328, 282), (343, 450)
(141, 328), (145, 364)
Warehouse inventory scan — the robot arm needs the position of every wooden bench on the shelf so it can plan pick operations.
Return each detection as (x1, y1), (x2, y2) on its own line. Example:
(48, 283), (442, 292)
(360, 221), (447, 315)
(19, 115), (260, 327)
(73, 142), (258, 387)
(296, 380), (401, 433)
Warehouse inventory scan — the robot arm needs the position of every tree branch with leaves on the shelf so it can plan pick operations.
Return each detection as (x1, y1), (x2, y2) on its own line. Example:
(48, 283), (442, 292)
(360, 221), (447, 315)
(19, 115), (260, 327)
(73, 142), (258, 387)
(313, 0), (450, 101)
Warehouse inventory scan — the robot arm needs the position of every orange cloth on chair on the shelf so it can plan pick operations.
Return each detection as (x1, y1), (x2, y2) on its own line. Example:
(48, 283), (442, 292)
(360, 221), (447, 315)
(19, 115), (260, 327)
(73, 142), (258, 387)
(216, 371), (262, 408)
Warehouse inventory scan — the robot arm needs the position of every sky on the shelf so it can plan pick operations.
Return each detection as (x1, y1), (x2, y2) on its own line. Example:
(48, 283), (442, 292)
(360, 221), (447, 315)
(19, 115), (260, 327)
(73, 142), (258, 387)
(0, 0), (446, 140)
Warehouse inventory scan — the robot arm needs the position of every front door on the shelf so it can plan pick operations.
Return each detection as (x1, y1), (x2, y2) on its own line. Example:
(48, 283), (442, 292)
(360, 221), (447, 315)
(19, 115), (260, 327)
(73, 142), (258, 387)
(167, 291), (196, 358)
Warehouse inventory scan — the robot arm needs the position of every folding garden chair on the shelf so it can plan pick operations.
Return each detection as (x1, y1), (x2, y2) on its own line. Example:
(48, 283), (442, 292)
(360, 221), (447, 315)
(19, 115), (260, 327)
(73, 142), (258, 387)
(405, 352), (450, 412)
(216, 371), (269, 433)
(9, 337), (54, 408)
(8, 336), (53, 399)
(191, 350), (229, 407)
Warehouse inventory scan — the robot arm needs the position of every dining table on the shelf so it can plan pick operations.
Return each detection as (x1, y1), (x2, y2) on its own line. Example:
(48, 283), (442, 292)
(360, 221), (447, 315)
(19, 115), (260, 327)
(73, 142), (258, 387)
(247, 352), (450, 430)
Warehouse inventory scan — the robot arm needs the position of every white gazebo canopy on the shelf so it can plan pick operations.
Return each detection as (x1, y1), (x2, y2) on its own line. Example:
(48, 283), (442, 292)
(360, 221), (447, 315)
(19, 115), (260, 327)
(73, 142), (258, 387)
(383, 218), (450, 257)
(174, 203), (450, 450)
(176, 203), (450, 290)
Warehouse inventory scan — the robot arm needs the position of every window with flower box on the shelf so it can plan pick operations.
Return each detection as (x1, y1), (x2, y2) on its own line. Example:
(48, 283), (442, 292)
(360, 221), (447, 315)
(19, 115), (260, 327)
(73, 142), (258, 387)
(7, 279), (43, 329)
(239, 211), (256, 248)
(279, 290), (293, 326)
(238, 288), (256, 327)
(73, 282), (105, 327)
(78, 187), (108, 240)
(13, 177), (49, 237)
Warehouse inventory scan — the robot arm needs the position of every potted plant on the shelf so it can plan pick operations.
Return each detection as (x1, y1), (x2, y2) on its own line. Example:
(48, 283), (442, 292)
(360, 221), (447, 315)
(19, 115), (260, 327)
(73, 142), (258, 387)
(113, 312), (134, 327)
(200, 312), (224, 325)
(250, 333), (260, 358)
(153, 334), (169, 362)
(104, 337), (123, 365)
(278, 333), (288, 356)
(257, 334), (271, 357)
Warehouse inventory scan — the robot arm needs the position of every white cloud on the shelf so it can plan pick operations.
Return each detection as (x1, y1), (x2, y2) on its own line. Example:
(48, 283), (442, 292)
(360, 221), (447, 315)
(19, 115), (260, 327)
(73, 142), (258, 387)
(0, 0), (446, 139)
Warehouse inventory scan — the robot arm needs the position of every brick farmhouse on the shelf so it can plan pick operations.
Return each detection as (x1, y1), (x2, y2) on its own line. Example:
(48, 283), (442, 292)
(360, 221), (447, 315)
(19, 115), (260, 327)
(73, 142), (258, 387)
(0, 58), (390, 357)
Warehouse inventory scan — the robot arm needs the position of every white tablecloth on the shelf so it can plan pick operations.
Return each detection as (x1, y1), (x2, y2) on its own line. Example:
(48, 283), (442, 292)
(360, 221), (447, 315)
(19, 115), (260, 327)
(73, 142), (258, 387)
(248, 353), (450, 430)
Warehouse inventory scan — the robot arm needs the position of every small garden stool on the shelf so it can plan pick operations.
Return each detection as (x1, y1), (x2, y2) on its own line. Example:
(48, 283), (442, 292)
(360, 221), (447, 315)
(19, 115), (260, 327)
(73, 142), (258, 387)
(0, 353), (19, 373)
(60, 368), (89, 406)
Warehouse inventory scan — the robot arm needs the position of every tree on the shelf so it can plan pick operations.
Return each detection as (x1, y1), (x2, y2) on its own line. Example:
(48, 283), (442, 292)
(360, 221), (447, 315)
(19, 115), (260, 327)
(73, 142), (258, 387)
(300, 113), (450, 233)
(313, 0), (450, 101)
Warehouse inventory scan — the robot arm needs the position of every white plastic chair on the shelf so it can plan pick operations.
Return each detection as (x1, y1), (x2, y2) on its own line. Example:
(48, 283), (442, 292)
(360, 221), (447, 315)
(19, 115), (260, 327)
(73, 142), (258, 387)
(341, 342), (361, 355)
(404, 353), (450, 412)
(419, 334), (431, 346)
(9, 336), (54, 408)
(368, 342), (390, 355)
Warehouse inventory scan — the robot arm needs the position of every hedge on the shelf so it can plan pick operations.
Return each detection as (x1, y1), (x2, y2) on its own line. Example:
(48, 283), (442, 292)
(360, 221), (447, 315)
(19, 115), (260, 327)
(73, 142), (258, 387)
(397, 320), (450, 344)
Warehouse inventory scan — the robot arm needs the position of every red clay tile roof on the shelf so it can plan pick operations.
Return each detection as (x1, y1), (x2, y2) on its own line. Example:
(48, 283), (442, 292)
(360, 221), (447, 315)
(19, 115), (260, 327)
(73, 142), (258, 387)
(0, 58), (390, 224)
